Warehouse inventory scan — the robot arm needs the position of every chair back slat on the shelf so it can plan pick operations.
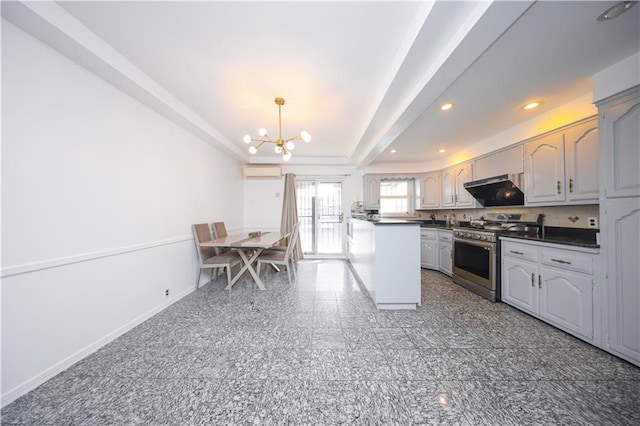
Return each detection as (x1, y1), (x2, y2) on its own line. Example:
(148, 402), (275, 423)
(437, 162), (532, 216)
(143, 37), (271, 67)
(192, 224), (217, 263)
(284, 222), (300, 259)
(213, 222), (228, 239)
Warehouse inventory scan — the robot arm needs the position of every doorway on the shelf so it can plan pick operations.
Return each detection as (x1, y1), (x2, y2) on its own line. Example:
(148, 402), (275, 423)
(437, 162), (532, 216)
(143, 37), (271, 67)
(296, 179), (344, 256)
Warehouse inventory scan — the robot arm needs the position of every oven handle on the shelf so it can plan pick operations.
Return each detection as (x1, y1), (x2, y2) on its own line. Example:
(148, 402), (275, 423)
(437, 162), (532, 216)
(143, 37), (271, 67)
(453, 237), (494, 250)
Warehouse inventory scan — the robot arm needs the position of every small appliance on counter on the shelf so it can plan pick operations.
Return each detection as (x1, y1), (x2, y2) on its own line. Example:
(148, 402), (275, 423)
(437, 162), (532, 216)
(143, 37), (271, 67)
(367, 213), (381, 221)
(351, 201), (366, 219)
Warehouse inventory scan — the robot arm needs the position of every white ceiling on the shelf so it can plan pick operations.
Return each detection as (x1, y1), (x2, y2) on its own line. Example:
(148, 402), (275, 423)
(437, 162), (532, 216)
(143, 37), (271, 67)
(3, 1), (639, 167)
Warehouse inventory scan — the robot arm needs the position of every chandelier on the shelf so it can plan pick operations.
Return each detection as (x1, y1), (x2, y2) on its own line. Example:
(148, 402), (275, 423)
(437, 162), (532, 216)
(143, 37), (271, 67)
(243, 97), (311, 161)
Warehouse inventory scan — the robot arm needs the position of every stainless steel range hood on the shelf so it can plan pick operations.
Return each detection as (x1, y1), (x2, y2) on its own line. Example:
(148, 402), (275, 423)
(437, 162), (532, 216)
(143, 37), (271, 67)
(463, 173), (525, 207)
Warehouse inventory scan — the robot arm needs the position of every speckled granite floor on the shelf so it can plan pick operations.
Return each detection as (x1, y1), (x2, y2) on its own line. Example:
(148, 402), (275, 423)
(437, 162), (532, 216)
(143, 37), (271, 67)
(3, 260), (639, 425)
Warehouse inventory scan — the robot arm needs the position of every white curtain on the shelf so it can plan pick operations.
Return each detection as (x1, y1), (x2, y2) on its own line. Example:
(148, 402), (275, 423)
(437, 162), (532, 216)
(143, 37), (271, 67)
(281, 173), (303, 260)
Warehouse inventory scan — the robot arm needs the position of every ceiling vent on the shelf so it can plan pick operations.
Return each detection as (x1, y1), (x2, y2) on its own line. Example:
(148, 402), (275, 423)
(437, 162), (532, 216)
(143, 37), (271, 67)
(242, 166), (282, 178)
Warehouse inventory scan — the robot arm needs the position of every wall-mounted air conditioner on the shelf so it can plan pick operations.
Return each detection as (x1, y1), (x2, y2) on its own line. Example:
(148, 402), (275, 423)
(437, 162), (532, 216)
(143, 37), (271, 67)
(242, 166), (282, 178)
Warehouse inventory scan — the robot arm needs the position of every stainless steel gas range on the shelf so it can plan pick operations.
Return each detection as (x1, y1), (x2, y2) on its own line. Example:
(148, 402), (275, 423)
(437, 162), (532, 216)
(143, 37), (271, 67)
(452, 213), (542, 302)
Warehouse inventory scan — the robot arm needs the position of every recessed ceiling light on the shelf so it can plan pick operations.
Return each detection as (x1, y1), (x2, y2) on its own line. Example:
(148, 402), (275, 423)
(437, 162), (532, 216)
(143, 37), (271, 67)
(439, 149), (446, 153)
(523, 101), (541, 110)
(598, 1), (637, 21)
(390, 149), (397, 154)
(440, 102), (454, 111)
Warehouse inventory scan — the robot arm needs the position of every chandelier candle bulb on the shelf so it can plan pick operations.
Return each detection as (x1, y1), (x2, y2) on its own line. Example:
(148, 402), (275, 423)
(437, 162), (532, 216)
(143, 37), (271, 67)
(242, 97), (311, 161)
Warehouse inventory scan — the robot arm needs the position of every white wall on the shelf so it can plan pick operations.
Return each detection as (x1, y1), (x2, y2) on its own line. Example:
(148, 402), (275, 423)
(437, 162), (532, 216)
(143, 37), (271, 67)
(593, 51), (640, 103)
(243, 165), (360, 232)
(1, 21), (244, 405)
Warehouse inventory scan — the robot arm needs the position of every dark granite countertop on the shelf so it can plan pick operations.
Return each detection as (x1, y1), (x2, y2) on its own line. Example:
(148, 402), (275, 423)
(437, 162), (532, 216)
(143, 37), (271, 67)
(371, 219), (421, 225)
(500, 226), (600, 249)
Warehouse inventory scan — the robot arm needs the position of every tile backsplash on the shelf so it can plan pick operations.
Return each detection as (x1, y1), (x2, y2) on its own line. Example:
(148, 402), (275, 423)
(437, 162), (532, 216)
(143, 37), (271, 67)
(416, 204), (599, 229)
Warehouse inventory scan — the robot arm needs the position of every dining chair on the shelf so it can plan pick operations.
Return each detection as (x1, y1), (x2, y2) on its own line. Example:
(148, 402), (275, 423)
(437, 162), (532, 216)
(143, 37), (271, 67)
(211, 221), (232, 255)
(256, 222), (300, 285)
(266, 222), (300, 259)
(192, 224), (240, 291)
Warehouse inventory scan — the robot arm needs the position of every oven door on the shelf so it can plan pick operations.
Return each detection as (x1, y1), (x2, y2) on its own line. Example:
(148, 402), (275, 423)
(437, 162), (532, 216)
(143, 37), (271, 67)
(452, 238), (494, 291)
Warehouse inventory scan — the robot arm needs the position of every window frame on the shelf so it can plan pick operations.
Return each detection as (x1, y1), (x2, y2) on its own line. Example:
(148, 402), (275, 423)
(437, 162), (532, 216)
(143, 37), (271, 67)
(378, 178), (416, 218)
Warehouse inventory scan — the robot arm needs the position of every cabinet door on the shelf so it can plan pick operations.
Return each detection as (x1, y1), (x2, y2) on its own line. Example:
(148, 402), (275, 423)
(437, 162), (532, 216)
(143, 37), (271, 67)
(502, 257), (538, 314)
(565, 118), (599, 201)
(441, 167), (455, 207)
(475, 145), (524, 180)
(600, 89), (640, 198)
(524, 132), (565, 204)
(454, 163), (476, 208)
(363, 175), (380, 210)
(438, 242), (452, 276)
(420, 239), (438, 269)
(420, 172), (440, 209)
(605, 199), (640, 365)
(538, 266), (593, 339)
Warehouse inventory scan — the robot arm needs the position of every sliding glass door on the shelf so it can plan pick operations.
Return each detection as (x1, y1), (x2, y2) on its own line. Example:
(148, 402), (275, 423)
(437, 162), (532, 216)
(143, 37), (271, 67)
(296, 179), (344, 256)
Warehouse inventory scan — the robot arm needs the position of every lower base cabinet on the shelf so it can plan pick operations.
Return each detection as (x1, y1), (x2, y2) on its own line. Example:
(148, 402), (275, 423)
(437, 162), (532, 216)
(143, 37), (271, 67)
(420, 228), (452, 276)
(502, 239), (596, 342)
(438, 230), (453, 276)
(420, 229), (438, 269)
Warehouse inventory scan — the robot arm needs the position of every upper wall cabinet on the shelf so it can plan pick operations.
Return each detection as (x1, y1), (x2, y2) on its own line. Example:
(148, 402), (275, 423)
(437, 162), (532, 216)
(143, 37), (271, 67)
(419, 171), (440, 209)
(564, 117), (599, 202)
(599, 88), (640, 198)
(363, 174), (381, 210)
(524, 117), (599, 205)
(524, 131), (565, 204)
(441, 162), (477, 208)
(474, 145), (523, 180)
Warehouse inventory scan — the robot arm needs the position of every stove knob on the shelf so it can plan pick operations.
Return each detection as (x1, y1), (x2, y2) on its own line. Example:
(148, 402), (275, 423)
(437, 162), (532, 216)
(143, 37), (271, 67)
(465, 233), (471, 238)
(481, 235), (488, 241)
(474, 234), (481, 240)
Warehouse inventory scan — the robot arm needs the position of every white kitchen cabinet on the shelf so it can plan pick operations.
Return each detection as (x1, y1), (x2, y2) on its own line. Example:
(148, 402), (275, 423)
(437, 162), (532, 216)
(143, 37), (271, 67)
(438, 229), (453, 276)
(502, 256), (538, 314)
(363, 174), (381, 210)
(440, 162), (476, 208)
(419, 171), (440, 209)
(599, 88), (640, 199)
(598, 86), (640, 367)
(501, 239), (597, 342)
(420, 229), (438, 269)
(474, 144), (523, 181)
(603, 198), (640, 366)
(538, 266), (593, 339)
(524, 131), (565, 204)
(564, 117), (599, 202)
(525, 117), (599, 205)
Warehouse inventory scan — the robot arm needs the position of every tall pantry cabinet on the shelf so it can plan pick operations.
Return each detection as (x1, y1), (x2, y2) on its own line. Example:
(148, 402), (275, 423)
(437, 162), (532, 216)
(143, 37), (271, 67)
(597, 86), (640, 367)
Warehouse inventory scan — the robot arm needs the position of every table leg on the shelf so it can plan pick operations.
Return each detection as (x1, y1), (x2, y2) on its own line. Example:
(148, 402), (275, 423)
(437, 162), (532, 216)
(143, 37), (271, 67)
(228, 248), (266, 290)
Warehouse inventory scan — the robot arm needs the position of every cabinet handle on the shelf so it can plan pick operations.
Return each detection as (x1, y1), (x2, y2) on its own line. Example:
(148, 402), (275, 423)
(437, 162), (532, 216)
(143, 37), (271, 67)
(557, 180), (561, 194)
(510, 250), (524, 255)
(451, 194), (454, 203)
(569, 178), (574, 193)
(531, 272), (534, 287)
(551, 258), (571, 265)
(538, 275), (542, 288)
(422, 197), (425, 204)
(455, 194), (458, 203)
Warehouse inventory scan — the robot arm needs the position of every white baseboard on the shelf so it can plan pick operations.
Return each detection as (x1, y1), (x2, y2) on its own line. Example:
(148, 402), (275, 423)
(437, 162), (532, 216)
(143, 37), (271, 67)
(1, 286), (193, 408)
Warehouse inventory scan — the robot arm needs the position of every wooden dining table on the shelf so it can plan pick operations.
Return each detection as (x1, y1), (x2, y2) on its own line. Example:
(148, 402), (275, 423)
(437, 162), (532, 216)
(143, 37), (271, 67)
(200, 231), (289, 290)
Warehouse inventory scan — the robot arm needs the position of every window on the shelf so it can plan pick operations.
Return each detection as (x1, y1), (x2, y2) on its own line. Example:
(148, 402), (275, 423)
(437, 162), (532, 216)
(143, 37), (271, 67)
(379, 179), (414, 216)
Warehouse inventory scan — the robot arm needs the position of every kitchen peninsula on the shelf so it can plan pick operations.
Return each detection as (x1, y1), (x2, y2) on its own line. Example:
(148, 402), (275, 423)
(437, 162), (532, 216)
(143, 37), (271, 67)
(347, 218), (421, 309)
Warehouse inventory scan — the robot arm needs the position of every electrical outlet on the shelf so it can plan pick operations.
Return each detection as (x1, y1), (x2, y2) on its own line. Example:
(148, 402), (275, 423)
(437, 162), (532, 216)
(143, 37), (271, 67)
(587, 217), (598, 228)
(165, 289), (170, 297)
